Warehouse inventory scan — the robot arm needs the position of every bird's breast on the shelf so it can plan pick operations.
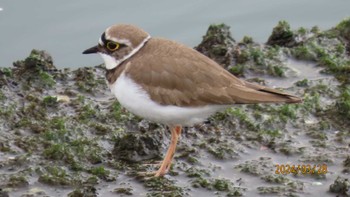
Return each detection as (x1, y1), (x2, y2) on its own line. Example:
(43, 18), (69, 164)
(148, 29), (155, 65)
(109, 72), (226, 126)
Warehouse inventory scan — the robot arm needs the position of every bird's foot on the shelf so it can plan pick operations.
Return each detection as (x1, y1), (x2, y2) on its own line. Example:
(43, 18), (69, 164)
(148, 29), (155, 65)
(132, 161), (166, 178)
(154, 168), (167, 177)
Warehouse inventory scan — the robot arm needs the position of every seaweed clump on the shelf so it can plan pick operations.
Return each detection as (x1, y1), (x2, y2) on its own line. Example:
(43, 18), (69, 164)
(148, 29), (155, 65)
(12, 49), (57, 88)
(267, 21), (296, 47)
(335, 17), (350, 54)
(195, 23), (289, 77)
(329, 176), (350, 196)
(195, 24), (236, 68)
(113, 131), (163, 162)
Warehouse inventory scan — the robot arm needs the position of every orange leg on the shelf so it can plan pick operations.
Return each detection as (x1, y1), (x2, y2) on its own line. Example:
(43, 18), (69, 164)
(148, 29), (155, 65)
(155, 125), (182, 177)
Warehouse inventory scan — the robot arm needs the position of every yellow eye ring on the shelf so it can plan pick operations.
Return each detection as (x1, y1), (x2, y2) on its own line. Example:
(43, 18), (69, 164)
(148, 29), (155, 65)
(106, 42), (119, 51)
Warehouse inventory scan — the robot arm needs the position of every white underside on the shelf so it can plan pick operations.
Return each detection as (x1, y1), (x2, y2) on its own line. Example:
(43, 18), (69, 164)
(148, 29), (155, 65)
(110, 72), (228, 126)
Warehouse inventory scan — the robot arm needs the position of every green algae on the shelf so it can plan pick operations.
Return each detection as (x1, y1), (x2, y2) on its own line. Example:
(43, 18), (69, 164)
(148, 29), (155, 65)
(43, 143), (72, 161)
(335, 17), (350, 42)
(257, 181), (304, 195)
(68, 186), (97, 197)
(195, 23), (235, 67)
(266, 20), (295, 47)
(0, 91), (5, 101)
(74, 67), (106, 94)
(77, 104), (97, 123)
(235, 157), (274, 176)
(185, 167), (245, 196)
(229, 64), (245, 76)
(89, 166), (115, 181)
(7, 175), (29, 187)
(89, 166), (108, 177)
(38, 70), (56, 88)
(226, 108), (257, 131)
(111, 100), (131, 121)
(1, 20), (350, 197)
(245, 46), (287, 77)
(42, 95), (59, 107)
(143, 177), (183, 197)
(277, 104), (298, 121)
(292, 43), (318, 61)
(38, 166), (71, 186)
(114, 187), (133, 195)
(241, 36), (253, 44)
(112, 132), (163, 162)
(295, 79), (309, 87)
(262, 174), (290, 184)
(186, 167), (211, 178)
(1, 67), (12, 77)
(206, 138), (237, 159)
(289, 23), (350, 84)
(12, 50), (57, 90)
(249, 47), (265, 66)
(191, 177), (210, 189)
(235, 48), (250, 64)
(329, 176), (350, 196)
(213, 178), (230, 191)
(336, 86), (350, 119)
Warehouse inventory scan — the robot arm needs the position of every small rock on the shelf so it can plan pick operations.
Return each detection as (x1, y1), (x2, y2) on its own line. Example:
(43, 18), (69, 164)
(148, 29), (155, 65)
(344, 156), (350, 167)
(19, 187), (46, 197)
(266, 21), (296, 47)
(12, 49), (57, 89)
(68, 186), (97, 197)
(7, 175), (29, 187)
(113, 131), (163, 162)
(113, 187), (133, 195)
(343, 157), (350, 173)
(56, 95), (70, 103)
(195, 23), (236, 67)
(0, 188), (9, 197)
(312, 182), (323, 186)
(13, 49), (56, 71)
(335, 18), (350, 54)
(329, 176), (350, 196)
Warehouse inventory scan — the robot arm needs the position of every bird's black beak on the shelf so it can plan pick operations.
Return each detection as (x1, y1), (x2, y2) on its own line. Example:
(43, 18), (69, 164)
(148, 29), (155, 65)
(82, 45), (99, 54)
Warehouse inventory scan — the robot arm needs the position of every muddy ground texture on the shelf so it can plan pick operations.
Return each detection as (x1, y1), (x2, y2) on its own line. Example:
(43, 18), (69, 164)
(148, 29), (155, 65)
(1, 19), (350, 197)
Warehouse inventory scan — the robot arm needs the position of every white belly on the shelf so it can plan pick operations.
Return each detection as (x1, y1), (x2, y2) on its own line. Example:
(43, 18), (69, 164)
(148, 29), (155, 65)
(109, 72), (227, 126)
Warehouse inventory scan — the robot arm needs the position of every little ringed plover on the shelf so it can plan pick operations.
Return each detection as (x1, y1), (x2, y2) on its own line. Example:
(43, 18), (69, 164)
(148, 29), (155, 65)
(83, 24), (302, 177)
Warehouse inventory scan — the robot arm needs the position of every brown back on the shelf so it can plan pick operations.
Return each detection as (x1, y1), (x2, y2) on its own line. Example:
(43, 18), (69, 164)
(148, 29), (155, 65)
(109, 38), (302, 107)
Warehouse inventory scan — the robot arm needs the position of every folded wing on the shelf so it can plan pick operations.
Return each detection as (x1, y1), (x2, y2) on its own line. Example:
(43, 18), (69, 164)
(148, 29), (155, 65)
(126, 38), (302, 107)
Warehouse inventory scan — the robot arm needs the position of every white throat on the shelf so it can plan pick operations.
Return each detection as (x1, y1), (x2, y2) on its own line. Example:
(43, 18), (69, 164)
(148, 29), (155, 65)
(99, 35), (151, 70)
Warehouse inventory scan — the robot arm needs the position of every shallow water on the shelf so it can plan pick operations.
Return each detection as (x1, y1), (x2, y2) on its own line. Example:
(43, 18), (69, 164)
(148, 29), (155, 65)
(0, 0), (350, 68)
(248, 58), (331, 88)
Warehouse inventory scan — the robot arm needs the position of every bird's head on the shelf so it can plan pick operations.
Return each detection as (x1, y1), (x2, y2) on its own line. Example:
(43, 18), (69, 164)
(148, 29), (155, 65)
(83, 24), (150, 70)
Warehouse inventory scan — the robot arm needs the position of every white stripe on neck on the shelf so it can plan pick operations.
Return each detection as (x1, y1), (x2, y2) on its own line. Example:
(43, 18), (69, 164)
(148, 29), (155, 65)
(99, 35), (151, 70)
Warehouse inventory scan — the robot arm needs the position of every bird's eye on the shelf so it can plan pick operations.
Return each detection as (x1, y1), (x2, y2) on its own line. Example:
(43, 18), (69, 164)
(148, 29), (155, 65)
(106, 42), (119, 51)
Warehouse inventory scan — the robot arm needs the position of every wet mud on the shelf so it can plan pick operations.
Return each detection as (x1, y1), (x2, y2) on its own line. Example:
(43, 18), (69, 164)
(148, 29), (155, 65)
(1, 19), (350, 196)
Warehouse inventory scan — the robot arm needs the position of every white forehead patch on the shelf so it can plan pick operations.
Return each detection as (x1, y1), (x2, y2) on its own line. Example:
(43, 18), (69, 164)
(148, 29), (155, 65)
(105, 29), (133, 47)
(114, 38), (132, 47)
